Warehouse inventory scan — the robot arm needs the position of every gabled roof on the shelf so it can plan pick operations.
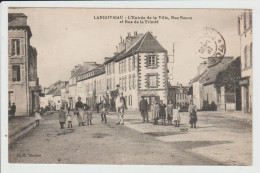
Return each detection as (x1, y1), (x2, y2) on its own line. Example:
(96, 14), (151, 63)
(200, 57), (234, 85)
(115, 31), (167, 62)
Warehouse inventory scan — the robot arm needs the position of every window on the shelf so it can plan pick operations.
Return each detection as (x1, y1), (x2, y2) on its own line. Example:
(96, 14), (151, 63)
(249, 11), (252, 28)
(124, 60), (127, 73)
(244, 46), (248, 68)
(132, 74), (136, 89)
(250, 43), (252, 66)
(129, 95), (132, 106)
(12, 65), (21, 82)
(119, 77), (122, 88)
(147, 55), (157, 67)
(129, 74), (132, 90)
(11, 39), (21, 56)
(129, 57), (131, 72)
(132, 56), (135, 70)
(125, 76), (127, 90)
(243, 12), (247, 32)
(148, 75), (157, 87)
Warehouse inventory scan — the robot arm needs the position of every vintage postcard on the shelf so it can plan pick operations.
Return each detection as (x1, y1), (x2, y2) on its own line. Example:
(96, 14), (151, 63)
(1, 1), (258, 173)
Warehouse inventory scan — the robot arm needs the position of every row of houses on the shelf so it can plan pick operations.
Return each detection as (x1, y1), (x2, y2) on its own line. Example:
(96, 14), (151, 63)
(190, 9), (252, 114)
(42, 31), (175, 111)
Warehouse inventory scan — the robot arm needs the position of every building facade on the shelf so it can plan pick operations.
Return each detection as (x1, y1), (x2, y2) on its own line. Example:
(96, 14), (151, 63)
(8, 13), (41, 116)
(68, 31), (169, 111)
(238, 9), (252, 114)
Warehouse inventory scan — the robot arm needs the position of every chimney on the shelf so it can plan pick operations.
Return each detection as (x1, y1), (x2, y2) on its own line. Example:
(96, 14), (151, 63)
(198, 61), (207, 75)
(120, 36), (122, 43)
(128, 32), (131, 37)
(74, 64), (82, 72)
(104, 57), (111, 62)
(119, 42), (126, 52)
(134, 31), (137, 37)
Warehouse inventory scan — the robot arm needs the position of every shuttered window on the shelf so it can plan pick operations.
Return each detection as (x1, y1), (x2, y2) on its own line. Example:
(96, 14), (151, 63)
(8, 65), (12, 81)
(11, 39), (21, 56)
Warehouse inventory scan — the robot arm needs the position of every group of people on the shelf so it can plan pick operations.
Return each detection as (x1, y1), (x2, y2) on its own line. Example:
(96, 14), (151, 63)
(58, 97), (93, 129)
(139, 97), (198, 128)
(58, 96), (111, 129)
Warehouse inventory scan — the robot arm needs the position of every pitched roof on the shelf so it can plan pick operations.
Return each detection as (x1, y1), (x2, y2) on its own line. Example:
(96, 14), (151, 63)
(52, 89), (61, 97)
(115, 32), (167, 62)
(190, 70), (207, 83)
(200, 57), (234, 85)
(46, 87), (57, 95)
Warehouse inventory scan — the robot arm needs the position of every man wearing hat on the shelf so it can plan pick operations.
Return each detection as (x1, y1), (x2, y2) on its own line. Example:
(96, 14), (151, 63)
(139, 96), (149, 123)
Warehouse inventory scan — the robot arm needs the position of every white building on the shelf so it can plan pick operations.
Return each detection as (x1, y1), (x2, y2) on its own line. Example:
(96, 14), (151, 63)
(238, 9), (252, 114)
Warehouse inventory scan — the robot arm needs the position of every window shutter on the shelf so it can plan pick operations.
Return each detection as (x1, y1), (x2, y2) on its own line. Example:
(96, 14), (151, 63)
(20, 38), (24, 56)
(244, 12), (247, 32)
(238, 17), (241, 35)
(8, 39), (11, 56)
(8, 65), (12, 81)
(21, 64), (25, 82)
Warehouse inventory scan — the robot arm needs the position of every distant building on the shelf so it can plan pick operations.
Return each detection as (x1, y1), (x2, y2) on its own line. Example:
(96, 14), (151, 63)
(43, 80), (68, 110)
(238, 10), (252, 113)
(168, 84), (190, 108)
(68, 65), (83, 109)
(8, 13), (41, 116)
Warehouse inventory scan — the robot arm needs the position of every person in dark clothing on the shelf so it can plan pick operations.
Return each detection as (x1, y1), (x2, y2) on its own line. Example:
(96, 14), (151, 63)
(59, 107), (66, 129)
(75, 97), (85, 126)
(139, 97), (149, 123)
(11, 103), (16, 117)
(188, 100), (198, 128)
(75, 97), (84, 109)
(159, 100), (166, 125)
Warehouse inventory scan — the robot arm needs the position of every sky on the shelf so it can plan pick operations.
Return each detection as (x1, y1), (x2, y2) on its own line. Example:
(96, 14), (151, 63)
(9, 8), (243, 88)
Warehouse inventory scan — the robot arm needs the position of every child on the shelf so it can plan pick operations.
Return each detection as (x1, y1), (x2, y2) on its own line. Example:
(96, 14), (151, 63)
(100, 104), (107, 123)
(34, 107), (42, 126)
(159, 100), (166, 126)
(66, 107), (73, 129)
(59, 107), (66, 129)
(166, 100), (174, 125)
(173, 105), (181, 127)
(84, 106), (93, 125)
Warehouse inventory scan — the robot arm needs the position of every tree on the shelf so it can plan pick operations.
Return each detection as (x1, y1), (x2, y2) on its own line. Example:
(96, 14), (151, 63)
(214, 57), (241, 93)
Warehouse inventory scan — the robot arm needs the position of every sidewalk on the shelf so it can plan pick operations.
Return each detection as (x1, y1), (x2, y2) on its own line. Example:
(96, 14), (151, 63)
(107, 110), (252, 165)
(8, 116), (36, 144)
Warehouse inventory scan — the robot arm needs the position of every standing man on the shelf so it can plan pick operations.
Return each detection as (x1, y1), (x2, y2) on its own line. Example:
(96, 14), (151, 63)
(139, 97), (149, 123)
(188, 100), (198, 128)
(11, 103), (16, 117)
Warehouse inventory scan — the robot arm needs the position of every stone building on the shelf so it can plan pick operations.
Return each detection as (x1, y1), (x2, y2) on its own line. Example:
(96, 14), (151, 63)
(8, 13), (41, 116)
(238, 9), (252, 114)
(108, 31), (168, 110)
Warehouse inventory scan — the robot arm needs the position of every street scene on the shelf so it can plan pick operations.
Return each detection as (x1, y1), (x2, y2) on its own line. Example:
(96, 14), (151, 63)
(7, 8), (252, 165)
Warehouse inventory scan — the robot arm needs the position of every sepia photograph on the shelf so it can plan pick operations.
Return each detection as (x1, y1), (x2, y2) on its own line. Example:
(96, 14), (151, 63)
(3, 5), (255, 168)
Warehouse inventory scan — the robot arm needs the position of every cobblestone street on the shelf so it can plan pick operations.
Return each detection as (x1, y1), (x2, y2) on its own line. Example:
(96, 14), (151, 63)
(8, 111), (252, 165)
